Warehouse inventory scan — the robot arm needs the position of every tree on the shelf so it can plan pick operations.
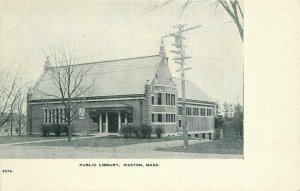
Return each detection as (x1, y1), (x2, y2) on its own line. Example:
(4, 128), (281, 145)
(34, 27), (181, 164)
(0, 70), (23, 129)
(229, 103), (234, 118)
(215, 102), (221, 117)
(223, 102), (229, 119)
(217, 0), (244, 41)
(214, 102), (221, 129)
(38, 45), (95, 142)
(15, 89), (27, 136)
(147, 0), (244, 41)
(233, 103), (243, 138)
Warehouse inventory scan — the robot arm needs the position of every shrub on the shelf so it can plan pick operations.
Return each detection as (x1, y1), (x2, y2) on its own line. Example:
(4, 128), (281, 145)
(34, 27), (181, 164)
(155, 127), (164, 139)
(121, 124), (134, 138)
(41, 124), (51, 137)
(133, 126), (141, 138)
(61, 124), (69, 135)
(141, 125), (152, 139)
(41, 123), (69, 137)
(52, 124), (60, 136)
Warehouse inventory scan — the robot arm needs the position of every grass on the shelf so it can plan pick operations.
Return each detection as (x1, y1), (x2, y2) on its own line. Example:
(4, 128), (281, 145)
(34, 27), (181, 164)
(20, 136), (183, 147)
(0, 135), (65, 144)
(156, 138), (243, 155)
(0, 134), (90, 144)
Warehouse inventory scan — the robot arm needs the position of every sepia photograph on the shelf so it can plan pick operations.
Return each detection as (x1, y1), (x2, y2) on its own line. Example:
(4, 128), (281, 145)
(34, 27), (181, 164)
(0, 0), (244, 159)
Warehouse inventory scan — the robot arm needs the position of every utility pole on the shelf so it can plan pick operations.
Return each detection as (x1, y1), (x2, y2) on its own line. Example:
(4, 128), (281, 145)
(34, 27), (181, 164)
(163, 24), (201, 150)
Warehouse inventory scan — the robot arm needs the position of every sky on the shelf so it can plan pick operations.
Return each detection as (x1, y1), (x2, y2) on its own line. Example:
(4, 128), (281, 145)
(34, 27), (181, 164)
(0, 0), (243, 105)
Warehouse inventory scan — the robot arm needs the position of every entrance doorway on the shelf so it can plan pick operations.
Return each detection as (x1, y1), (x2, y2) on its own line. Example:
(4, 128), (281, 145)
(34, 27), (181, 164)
(108, 113), (118, 133)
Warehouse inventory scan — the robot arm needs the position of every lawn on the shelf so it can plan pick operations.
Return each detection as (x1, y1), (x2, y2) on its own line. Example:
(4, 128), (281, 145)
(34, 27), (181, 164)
(0, 135), (71, 144)
(20, 136), (184, 147)
(156, 138), (243, 155)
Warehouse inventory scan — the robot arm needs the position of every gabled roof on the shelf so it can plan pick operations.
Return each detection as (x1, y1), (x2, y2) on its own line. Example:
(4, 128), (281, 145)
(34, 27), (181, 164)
(174, 79), (213, 103)
(30, 54), (213, 104)
(30, 55), (160, 100)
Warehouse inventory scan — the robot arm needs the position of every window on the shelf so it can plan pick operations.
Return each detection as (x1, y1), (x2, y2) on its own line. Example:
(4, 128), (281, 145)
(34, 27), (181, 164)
(151, 96), (154, 105)
(64, 108), (67, 122)
(171, 94), (175, 106)
(179, 119), (182, 127)
(152, 113), (155, 122)
(193, 108), (197, 116)
(52, 109), (55, 123)
(207, 108), (213, 116)
(178, 106), (182, 115)
(165, 113), (176, 123)
(56, 109), (59, 122)
(165, 93), (176, 106)
(186, 107), (192, 116)
(49, 109), (52, 123)
(60, 109), (63, 123)
(200, 108), (206, 116)
(79, 108), (85, 119)
(166, 93), (169, 105)
(157, 93), (162, 105)
(158, 114), (162, 122)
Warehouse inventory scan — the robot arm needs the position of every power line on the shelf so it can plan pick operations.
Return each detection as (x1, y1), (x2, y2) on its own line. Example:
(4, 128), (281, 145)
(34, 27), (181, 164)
(86, 39), (157, 63)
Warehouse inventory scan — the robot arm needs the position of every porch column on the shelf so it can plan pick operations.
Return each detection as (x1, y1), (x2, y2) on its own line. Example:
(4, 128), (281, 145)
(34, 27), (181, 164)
(105, 112), (108, 133)
(43, 109), (46, 123)
(118, 112), (121, 131)
(99, 113), (102, 133)
(47, 109), (49, 123)
(125, 113), (128, 127)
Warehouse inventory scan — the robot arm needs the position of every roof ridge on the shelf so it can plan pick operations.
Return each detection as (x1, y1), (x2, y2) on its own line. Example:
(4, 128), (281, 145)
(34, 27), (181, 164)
(47, 54), (160, 69)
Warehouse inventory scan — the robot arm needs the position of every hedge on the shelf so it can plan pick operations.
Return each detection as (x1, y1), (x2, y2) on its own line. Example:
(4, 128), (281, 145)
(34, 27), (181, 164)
(41, 124), (68, 137)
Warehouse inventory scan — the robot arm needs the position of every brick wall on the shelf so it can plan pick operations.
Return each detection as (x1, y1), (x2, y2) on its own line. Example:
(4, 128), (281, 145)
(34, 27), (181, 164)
(28, 98), (144, 135)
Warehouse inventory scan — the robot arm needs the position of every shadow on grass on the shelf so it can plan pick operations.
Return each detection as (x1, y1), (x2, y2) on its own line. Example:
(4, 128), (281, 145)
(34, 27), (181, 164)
(155, 139), (244, 155)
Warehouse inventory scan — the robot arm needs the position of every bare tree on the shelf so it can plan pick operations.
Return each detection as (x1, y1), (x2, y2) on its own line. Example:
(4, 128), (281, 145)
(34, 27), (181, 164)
(15, 89), (27, 136)
(217, 0), (243, 41)
(229, 103), (234, 118)
(0, 70), (23, 129)
(147, 0), (244, 41)
(223, 102), (229, 119)
(37, 44), (95, 142)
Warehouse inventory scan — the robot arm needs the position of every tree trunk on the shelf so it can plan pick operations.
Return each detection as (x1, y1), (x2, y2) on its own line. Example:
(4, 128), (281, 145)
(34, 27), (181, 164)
(67, 122), (72, 142)
(10, 116), (13, 136)
(18, 118), (21, 136)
